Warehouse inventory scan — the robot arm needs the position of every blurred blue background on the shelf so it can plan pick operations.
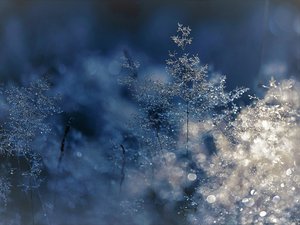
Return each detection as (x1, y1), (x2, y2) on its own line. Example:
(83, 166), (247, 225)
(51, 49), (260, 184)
(0, 0), (299, 88)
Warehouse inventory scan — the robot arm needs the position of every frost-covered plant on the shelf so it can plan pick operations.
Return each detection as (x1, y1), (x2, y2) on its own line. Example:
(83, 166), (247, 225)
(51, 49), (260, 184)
(166, 24), (248, 156)
(120, 24), (249, 222)
(0, 77), (60, 203)
(121, 51), (175, 169)
(2, 78), (60, 155)
(196, 79), (300, 224)
(120, 24), (300, 225)
(122, 23), (247, 168)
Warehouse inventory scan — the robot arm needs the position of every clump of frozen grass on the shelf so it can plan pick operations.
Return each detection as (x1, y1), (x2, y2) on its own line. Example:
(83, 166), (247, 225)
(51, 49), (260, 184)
(0, 77), (61, 206)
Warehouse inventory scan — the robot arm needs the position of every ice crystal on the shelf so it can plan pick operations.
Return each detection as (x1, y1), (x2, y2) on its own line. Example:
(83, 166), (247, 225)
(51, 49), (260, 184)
(171, 23), (193, 50)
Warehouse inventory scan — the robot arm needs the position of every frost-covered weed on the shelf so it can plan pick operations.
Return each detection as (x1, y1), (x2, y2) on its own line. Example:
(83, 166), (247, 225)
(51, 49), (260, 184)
(0, 77), (60, 215)
(122, 24), (247, 169)
(120, 24), (248, 222)
(121, 24), (299, 225)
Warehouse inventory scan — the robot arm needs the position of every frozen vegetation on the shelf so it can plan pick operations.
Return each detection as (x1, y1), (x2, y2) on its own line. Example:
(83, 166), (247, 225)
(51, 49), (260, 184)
(0, 23), (299, 225)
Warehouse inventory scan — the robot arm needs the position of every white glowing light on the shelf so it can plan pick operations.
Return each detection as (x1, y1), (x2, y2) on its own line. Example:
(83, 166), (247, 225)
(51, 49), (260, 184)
(286, 168), (292, 176)
(76, 152), (82, 158)
(272, 195), (280, 203)
(250, 189), (256, 196)
(242, 198), (255, 207)
(187, 173), (197, 181)
(259, 211), (267, 217)
(206, 195), (216, 204)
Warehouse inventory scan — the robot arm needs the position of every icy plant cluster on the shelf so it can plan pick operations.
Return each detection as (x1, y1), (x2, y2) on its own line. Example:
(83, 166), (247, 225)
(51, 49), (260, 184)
(2, 78), (60, 154)
(0, 78), (60, 203)
(121, 24), (299, 225)
(122, 23), (247, 166)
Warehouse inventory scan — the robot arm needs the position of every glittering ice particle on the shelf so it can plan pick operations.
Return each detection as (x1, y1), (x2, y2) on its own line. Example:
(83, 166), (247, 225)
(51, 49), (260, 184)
(272, 195), (280, 203)
(286, 168), (292, 176)
(76, 152), (82, 158)
(206, 195), (216, 203)
(187, 173), (197, 181)
(242, 198), (255, 207)
(259, 211), (267, 217)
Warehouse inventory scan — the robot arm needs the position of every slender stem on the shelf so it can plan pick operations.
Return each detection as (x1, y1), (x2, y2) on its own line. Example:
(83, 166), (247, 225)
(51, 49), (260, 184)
(36, 187), (52, 225)
(30, 177), (35, 225)
(155, 129), (167, 165)
(145, 142), (155, 182)
(119, 144), (126, 192)
(186, 101), (189, 157)
(259, 0), (269, 73)
(53, 119), (72, 216)
(22, 154), (36, 225)
(58, 119), (71, 168)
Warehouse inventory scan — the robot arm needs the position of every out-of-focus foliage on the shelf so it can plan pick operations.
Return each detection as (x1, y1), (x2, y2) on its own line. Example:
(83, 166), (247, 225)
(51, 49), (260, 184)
(1, 78), (60, 155)
(0, 77), (60, 210)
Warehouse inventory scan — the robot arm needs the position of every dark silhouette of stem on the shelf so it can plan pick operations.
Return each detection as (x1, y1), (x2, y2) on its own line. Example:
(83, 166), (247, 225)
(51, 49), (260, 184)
(53, 118), (72, 212)
(186, 101), (190, 157)
(58, 118), (72, 168)
(119, 144), (126, 192)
